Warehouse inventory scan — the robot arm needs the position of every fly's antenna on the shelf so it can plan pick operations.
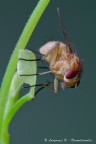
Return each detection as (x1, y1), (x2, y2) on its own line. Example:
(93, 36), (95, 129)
(57, 7), (72, 52)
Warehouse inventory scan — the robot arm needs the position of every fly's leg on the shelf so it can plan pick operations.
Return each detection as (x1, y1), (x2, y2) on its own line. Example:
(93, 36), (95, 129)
(19, 58), (41, 61)
(19, 70), (51, 76)
(19, 56), (49, 73)
(31, 49), (45, 56)
(23, 82), (55, 96)
(21, 73), (59, 93)
(54, 75), (59, 93)
(37, 66), (49, 69)
(35, 82), (54, 95)
(19, 49), (44, 62)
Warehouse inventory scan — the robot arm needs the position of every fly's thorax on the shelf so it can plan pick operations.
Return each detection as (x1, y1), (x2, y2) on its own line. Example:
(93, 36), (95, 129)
(70, 54), (82, 73)
(50, 53), (81, 76)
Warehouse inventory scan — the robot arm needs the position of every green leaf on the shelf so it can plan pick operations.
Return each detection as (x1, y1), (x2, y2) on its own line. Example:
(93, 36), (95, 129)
(17, 50), (37, 85)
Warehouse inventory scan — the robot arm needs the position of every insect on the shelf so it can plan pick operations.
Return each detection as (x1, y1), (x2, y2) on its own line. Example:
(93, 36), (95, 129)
(18, 8), (82, 95)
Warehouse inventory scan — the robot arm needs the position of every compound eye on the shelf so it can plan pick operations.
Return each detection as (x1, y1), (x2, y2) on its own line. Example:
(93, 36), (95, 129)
(65, 70), (77, 79)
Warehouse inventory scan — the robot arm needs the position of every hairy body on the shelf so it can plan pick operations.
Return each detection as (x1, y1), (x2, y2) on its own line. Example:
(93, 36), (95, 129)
(39, 41), (82, 92)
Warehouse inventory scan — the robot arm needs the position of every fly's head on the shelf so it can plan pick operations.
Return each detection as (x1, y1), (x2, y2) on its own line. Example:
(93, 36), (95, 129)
(61, 54), (82, 89)
(62, 70), (81, 88)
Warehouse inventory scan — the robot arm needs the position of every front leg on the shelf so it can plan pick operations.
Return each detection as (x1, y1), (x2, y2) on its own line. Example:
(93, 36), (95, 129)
(54, 76), (59, 93)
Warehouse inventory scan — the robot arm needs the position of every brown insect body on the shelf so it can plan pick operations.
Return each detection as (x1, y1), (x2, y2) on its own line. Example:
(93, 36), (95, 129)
(38, 8), (82, 93)
(39, 41), (82, 92)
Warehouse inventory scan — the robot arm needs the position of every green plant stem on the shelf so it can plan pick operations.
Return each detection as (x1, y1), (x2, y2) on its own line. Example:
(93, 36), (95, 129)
(3, 73), (21, 119)
(1, 93), (32, 144)
(0, 0), (50, 143)
(3, 93), (33, 131)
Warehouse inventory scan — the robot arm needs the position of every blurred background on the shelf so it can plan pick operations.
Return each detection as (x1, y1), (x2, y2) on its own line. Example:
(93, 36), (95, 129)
(0, 0), (96, 143)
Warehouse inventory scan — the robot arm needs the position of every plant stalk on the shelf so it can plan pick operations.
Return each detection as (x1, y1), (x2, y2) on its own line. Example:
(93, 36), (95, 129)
(0, 0), (50, 143)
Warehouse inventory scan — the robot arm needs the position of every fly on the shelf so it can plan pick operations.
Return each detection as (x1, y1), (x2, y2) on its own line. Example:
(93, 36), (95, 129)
(18, 8), (82, 95)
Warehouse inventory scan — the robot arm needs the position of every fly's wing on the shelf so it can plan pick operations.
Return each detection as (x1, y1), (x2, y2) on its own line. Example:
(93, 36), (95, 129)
(46, 42), (60, 66)
(39, 41), (59, 64)
(40, 41), (67, 66)
(17, 50), (37, 86)
(44, 41), (68, 66)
